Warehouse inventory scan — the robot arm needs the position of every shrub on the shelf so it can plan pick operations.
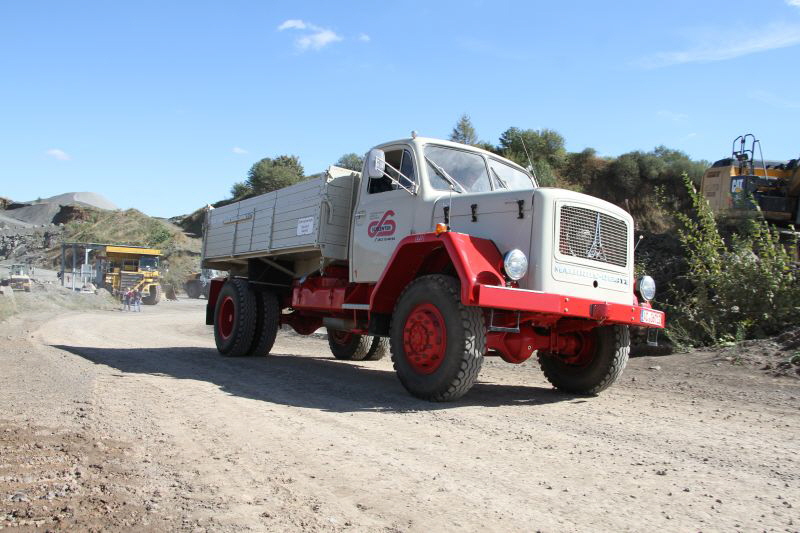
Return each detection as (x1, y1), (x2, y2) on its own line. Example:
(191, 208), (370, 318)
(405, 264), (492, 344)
(665, 175), (800, 347)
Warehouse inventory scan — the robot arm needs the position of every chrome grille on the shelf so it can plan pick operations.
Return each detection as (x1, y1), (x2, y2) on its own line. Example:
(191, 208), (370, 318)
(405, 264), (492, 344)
(558, 206), (628, 267)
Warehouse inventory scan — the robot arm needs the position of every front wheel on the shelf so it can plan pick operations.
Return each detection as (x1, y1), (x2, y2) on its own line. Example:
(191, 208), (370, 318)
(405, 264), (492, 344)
(538, 325), (630, 394)
(142, 284), (161, 305)
(390, 275), (485, 402)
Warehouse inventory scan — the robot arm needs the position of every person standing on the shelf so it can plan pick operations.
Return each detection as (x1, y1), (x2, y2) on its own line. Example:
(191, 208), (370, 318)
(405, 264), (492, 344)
(123, 289), (131, 311)
(134, 288), (142, 312)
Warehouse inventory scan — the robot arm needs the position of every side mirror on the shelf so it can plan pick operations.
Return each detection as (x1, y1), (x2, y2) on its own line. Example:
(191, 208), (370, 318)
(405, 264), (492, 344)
(366, 148), (386, 179)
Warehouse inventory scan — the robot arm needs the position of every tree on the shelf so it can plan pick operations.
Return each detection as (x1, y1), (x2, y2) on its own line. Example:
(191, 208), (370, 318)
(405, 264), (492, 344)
(230, 181), (252, 199)
(336, 153), (364, 172)
(450, 114), (478, 145)
(604, 153), (641, 200)
(563, 148), (606, 191)
(498, 127), (567, 171)
(235, 155), (305, 198)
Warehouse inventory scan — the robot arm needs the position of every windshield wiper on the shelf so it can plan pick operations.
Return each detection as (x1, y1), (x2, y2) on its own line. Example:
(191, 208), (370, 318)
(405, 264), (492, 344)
(490, 167), (509, 189)
(425, 156), (466, 193)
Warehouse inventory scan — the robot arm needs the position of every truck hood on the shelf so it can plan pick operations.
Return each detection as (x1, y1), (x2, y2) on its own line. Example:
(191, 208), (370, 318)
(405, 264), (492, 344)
(432, 188), (635, 305)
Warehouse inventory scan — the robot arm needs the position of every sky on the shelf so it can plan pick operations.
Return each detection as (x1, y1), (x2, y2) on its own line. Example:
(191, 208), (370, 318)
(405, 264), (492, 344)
(2, 0), (799, 217)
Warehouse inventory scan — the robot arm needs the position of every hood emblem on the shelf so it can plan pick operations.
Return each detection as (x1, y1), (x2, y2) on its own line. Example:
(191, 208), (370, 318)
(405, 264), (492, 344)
(586, 213), (607, 262)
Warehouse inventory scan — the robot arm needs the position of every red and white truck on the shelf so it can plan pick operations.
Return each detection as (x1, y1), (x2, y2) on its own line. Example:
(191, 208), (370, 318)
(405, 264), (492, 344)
(201, 136), (664, 401)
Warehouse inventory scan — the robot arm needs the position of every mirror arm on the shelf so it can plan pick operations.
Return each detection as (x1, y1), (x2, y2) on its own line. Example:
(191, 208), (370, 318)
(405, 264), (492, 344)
(376, 158), (417, 195)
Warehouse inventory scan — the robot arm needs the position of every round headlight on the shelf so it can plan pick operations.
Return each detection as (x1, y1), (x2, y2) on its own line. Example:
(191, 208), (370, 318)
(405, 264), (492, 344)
(503, 249), (528, 281)
(636, 275), (656, 301)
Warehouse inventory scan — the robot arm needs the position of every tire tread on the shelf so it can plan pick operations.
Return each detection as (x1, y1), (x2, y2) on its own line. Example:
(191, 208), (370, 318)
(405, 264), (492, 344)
(390, 274), (484, 402)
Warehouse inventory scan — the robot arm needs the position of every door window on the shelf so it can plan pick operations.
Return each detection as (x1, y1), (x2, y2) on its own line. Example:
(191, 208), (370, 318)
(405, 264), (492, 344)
(368, 149), (416, 194)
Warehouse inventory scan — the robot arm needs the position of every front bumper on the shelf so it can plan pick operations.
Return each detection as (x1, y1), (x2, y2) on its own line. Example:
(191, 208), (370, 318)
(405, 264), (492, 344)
(474, 284), (665, 328)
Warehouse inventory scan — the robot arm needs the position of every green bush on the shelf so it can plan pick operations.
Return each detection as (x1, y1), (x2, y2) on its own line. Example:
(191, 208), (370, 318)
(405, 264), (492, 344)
(666, 175), (800, 347)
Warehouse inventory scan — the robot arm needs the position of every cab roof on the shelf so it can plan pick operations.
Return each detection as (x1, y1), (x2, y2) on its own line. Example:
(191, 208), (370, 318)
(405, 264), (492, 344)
(374, 137), (530, 175)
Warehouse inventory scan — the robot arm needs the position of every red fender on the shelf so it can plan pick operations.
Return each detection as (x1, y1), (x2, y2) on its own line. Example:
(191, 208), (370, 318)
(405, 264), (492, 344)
(205, 278), (226, 325)
(370, 232), (506, 313)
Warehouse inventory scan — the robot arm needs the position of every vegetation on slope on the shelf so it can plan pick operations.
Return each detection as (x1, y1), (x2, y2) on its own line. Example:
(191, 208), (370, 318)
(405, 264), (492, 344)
(61, 207), (201, 289)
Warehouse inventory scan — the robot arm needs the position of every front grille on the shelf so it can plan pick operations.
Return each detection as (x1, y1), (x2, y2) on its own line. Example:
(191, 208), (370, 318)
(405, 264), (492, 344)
(558, 205), (628, 268)
(121, 272), (144, 290)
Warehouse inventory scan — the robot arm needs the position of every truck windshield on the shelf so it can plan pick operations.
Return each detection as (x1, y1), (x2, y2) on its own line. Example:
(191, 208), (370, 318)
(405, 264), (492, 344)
(139, 256), (159, 271)
(488, 159), (536, 190)
(425, 146), (492, 193)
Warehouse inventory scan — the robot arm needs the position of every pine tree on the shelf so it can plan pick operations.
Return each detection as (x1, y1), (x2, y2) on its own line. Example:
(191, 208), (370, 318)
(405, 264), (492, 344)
(449, 114), (478, 145)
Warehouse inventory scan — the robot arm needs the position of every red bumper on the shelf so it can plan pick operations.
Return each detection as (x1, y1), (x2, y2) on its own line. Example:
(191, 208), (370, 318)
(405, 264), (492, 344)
(474, 284), (665, 328)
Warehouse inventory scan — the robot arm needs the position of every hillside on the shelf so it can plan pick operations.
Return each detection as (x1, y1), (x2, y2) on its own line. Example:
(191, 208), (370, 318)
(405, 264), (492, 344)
(0, 193), (202, 289)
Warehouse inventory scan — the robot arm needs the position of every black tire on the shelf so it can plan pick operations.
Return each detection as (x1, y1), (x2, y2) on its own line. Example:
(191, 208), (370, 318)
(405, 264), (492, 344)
(185, 281), (201, 299)
(362, 337), (389, 361)
(248, 290), (280, 356)
(327, 329), (375, 361)
(213, 279), (257, 357)
(538, 325), (629, 394)
(389, 275), (485, 402)
(142, 284), (161, 305)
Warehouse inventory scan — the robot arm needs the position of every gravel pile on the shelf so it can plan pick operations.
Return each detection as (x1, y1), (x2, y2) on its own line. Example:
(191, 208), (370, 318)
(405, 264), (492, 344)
(0, 192), (118, 226)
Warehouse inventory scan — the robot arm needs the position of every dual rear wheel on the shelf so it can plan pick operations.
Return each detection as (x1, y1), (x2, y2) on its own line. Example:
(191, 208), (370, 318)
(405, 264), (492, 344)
(213, 279), (279, 357)
(327, 330), (388, 361)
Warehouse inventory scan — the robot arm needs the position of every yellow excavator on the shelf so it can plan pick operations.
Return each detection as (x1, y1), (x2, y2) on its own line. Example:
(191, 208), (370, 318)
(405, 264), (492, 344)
(701, 134), (800, 225)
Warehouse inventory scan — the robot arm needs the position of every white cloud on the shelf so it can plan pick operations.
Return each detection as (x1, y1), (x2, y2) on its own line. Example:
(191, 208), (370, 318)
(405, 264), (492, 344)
(278, 19), (306, 31)
(297, 29), (342, 50)
(788, 0), (800, 7)
(277, 19), (342, 51)
(639, 22), (800, 68)
(45, 148), (71, 161)
(358, 33), (371, 42)
(232, 146), (248, 155)
(657, 110), (688, 122)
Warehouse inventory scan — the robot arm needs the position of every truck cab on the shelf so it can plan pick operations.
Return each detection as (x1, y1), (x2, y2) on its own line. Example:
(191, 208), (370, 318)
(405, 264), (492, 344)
(202, 136), (664, 402)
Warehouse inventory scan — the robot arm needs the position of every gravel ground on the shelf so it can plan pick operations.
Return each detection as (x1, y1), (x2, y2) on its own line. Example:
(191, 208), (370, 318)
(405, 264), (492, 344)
(1, 299), (798, 532)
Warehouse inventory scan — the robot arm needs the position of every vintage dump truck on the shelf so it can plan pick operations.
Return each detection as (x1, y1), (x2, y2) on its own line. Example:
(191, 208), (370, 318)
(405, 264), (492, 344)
(202, 136), (664, 401)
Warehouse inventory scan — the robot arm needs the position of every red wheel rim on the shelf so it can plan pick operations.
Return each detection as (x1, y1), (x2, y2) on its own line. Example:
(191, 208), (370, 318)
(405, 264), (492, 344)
(331, 330), (353, 345)
(219, 296), (235, 340)
(403, 302), (447, 375)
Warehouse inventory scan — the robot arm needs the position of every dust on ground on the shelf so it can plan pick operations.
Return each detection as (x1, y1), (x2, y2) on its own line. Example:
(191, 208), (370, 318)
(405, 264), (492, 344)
(708, 327), (800, 379)
(1, 299), (798, 532)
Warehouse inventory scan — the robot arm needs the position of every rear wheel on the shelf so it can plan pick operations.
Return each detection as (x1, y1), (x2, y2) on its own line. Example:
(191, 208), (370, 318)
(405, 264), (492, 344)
(214, 279), (257, 357)
(327, 330), (387, 361)
(390, 275), (485, 402)
(185, 281), (201, 299)
(248, 290), (280, 356)
(538, 325), (629, 394)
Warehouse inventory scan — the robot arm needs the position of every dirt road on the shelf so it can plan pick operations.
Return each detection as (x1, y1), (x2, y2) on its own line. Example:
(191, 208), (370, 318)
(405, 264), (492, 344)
(1, 299), (798, 531)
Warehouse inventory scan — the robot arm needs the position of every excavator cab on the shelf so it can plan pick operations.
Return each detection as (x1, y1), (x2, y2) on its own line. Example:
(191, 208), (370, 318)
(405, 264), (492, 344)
(702, 134), (800, 224)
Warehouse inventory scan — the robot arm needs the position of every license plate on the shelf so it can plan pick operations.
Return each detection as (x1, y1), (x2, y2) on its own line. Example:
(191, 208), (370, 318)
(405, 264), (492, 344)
(640, 309), (662, 326)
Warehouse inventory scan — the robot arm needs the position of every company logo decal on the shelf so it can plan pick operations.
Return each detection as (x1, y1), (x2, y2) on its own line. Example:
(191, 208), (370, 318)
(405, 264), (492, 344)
(368, 210), (397, 239)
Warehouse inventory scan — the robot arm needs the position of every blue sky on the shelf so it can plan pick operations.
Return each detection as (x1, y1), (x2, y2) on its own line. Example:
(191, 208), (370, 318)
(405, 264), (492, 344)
(2, 0), (799, 217)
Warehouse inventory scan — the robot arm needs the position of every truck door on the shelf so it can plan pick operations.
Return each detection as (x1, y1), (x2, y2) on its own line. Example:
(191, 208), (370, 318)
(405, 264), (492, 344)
(350, 145), (419, 283)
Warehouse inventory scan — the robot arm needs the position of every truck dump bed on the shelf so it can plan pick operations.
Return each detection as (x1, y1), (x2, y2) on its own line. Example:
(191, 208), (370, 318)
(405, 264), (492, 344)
(202, 166), (358, 270)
